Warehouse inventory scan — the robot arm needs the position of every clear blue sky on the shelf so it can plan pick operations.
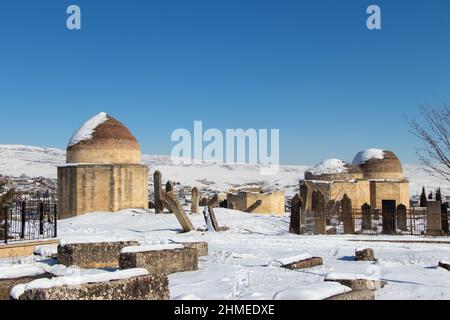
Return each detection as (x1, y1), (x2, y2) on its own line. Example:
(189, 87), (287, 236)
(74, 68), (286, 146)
(1, 0), (449, 165)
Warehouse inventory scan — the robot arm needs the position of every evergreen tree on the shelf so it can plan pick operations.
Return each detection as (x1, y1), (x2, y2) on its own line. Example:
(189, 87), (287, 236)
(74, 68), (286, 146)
(436, 188), (442, 203)
(420, 187), (428, 207)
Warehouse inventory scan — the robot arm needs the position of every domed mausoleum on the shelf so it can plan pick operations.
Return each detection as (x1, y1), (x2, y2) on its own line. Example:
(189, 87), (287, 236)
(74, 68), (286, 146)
(57, 113), (149, 218)
(300, 148), (409, 211)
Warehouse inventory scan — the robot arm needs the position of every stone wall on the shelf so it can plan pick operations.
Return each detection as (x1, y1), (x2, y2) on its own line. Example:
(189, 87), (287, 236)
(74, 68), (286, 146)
(119, 247), (198, 274)
(370, 180), (410, 209)
(58, 241), (139, 268)
(58, 164), (148, 218)
(227, 191), (285, 215)
(18, 274), (169, 300)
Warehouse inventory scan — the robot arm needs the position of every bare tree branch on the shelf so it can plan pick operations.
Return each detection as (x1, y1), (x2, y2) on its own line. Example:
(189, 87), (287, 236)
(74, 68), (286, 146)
(410, 105), (450, 183)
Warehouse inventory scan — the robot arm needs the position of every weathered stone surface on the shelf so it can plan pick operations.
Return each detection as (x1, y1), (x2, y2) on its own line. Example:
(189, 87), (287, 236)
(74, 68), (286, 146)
(18, 274), (169, 300)
(355, 248), (376, 262)
(325, 290), (375, 300)
(326, 227), (337, 235)
(119, 247), (198, 274)
(438, 261), (450, 271)
(289, 194), (301, 235)
(154, 170), (163, 214)
(175, 241), (208, 257)
(341, 194), (354, 234)
(0, 273), (54, 300)
(191, 187), (200, 214)
(58, 241), (139, 268)
(281, 257), (323, 270)
(161, 192), (195, 232)
(325, 278), (386, 291)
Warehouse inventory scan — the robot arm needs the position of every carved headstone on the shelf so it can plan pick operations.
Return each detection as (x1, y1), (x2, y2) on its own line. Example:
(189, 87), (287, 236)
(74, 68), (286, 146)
(361, 203), (371, 231)
(427, 201), (443, 236)
(208, 206), (220, 231)
(341, 194), (354, 234)
(312, 191), (326, 235)
(191, 187), (200, 214)
(289, 194), (301, 235)
(396, 204), (407, 232)
(154, 170), (163, 214)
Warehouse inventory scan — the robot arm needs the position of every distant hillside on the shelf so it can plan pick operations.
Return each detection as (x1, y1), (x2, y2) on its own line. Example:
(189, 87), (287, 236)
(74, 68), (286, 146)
(0, 144), (447, 197)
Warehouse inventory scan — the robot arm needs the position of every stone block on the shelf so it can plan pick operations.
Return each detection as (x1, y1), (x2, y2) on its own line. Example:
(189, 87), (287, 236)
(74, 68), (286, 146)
(325, 278), (386, 291)
(355, 248), (376, 261)
(281, 257), (323, 270)
(119, 247), (198, 274)
(325, 290), (375, 300)
(0, 273), (54, 300)
(17, 274), (169, 300)
(58, 241), (139, 268)
(174, 241), (208, 257)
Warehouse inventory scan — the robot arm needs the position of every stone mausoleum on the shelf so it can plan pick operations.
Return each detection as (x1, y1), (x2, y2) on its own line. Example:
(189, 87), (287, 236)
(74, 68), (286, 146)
(227, 186), (285, 215)
(58, 112), (148, 219)
(300, 149), (410, 211)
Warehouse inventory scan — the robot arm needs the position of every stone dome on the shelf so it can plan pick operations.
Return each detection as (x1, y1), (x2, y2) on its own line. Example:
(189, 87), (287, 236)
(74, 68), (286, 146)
(305, 159), (363, 181)
(66, 112), (141, 164)
(352, 149), (403, 180)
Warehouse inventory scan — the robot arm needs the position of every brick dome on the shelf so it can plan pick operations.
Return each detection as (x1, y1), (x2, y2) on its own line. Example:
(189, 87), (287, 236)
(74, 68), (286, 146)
(66, 112), (141, 164)
(304, 159), (364, 181)
(352, 149), (403, 180)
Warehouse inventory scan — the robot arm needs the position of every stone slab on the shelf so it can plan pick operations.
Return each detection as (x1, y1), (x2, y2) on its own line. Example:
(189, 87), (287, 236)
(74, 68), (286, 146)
(281, 257), (323, 270)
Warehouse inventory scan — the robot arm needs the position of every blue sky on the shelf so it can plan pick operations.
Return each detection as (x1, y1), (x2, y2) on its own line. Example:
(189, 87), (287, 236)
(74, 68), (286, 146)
(0, 0), (449, 165)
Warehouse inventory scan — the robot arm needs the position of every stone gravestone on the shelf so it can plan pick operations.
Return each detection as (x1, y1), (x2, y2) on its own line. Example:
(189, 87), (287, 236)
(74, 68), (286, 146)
(165, 181), (173, 193)
(396, 204), (407, 232)
(153, 170), (163, 214)
(312, 191), (326, 235)
(191, 187), (200, 214)
(361, 203), (371, 231)
(427, 201), (442, 236)
(289, 194), (301, 235)
(441, 202), (449, 234)
(207, 206), (220, 231)
(160, 191), (195, 232)
(341, 195), (354, 234)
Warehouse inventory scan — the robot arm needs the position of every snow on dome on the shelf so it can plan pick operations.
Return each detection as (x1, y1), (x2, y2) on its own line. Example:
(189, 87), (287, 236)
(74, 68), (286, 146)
(352, 149), (385, 165)
(308, 159), (348, 176)
(68, 112), (109, 147)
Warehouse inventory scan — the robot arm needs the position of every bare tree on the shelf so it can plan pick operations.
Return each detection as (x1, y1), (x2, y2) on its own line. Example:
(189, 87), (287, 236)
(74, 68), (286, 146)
(410, 105), (450, 183)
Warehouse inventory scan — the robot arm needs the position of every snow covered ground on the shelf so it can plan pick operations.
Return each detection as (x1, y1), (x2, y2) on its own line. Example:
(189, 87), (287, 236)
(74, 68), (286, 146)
(0, 144), (448, 197)
(2, 208), (450, 300)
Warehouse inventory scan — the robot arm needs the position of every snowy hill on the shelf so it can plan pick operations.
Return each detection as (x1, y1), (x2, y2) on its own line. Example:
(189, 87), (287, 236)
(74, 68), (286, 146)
(0, 144), (447, 196)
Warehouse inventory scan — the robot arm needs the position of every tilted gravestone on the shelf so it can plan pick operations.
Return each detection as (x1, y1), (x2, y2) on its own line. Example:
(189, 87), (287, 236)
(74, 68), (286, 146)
(289, 194), (301, 235)
(341, 194), (354, 234)
(160, 192), (195, 232)
(153, 170), (163, 214)
(191, 187), (200, 214)
(396, 204), (407, 232)
(361, 203), (372, 231)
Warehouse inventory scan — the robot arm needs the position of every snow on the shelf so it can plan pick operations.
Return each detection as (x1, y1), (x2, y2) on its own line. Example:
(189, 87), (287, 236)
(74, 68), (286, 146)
(272, 254), (313, 266)
(272, 282), (351, 300)
(67, 112), (108, 147)
(0, 263), (48, 280)
(0, 144), (448, 196)
(325, 272), (378, 281)
(10, 268), (149, 299)
(121, 244), (184, 254)
(33, 245), (58, 258)
(352, 148), (385, 165)
(308, 159), (348, 175)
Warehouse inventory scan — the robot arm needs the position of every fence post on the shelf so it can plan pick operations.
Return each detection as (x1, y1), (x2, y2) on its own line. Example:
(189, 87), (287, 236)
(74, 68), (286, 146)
(53, 203), (57, 238)
(20, 200), (26, 239)
(39, 201), (44, 235)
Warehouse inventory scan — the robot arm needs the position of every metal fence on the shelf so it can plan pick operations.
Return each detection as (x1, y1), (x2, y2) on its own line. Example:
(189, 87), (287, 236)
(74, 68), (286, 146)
(299, 207), (449, 236)
(1, 197), (57, 244)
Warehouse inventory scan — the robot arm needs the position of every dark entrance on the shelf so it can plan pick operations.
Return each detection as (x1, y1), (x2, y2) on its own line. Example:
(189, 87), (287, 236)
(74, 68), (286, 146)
(382, 200), (396, 235)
